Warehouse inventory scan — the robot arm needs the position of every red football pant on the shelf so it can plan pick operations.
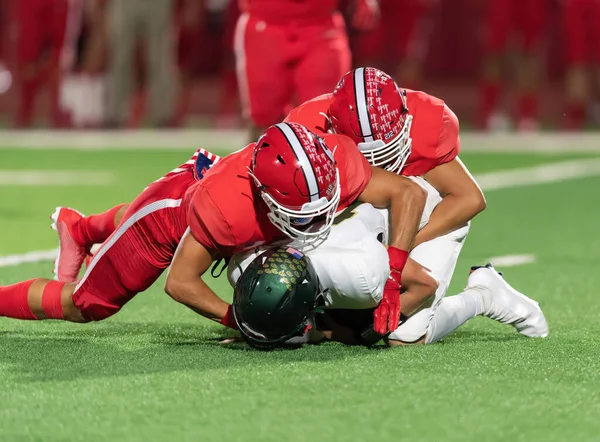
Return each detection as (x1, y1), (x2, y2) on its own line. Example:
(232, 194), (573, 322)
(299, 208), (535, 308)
(72, 170), (196, 321)
(234, 13), (351, 127)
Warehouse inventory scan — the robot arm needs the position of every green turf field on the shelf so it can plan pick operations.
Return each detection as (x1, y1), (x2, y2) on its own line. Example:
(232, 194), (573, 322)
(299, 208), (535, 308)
(1, 146), (599, 442)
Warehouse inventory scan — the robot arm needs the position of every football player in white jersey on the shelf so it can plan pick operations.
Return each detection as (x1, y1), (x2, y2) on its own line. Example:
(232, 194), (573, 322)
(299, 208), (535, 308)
(228, 177), (549, 346)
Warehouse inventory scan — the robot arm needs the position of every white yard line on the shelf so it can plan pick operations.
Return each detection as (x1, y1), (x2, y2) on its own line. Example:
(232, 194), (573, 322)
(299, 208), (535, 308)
(473, 158), (600, 190)
(0, 170), (115, 186)
(0, 130), (600, 153)
(0, 249), (58, 268)
(486, 254), (536, 267)
(1, 157), (599, 268)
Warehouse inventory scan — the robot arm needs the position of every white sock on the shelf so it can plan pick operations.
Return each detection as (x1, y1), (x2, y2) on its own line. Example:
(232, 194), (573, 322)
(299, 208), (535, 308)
(424, 289), (484, 344)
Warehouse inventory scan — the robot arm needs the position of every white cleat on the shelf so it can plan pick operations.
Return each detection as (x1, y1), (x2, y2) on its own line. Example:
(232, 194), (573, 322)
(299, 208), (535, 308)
(467, 264), (549, 338)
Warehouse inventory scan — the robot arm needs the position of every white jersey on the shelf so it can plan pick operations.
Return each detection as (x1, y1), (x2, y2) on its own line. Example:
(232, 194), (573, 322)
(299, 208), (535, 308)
(228, 174), (467, 320)
(228, 203), (390, 310)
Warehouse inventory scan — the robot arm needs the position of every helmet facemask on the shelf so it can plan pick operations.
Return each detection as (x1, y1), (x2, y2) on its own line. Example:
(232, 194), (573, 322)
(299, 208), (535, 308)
(249, 169), (341, 244)
(357, 114), (413, 174)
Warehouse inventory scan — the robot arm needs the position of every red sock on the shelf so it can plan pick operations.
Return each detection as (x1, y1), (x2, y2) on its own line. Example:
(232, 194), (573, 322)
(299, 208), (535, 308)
(15, 77), (39, 128)
(564, 101), (586, 129)
(517, 92), (538, 121)
(72, 204), (126, 249)
(0, 279), (37, 320)
(479, 81), (501, 127)
(42, 281), (65, 319)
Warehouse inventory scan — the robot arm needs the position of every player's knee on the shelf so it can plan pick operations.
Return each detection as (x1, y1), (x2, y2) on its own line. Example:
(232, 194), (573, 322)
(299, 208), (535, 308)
(61, 284), (90, 323)
(387, 308), (431, 345)
(71, 290), (123, 322)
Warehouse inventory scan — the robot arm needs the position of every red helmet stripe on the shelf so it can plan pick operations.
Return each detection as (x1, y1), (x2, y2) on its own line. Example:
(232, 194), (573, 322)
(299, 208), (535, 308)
(353, 67), (374, 142)
(275, 123), (320, 202)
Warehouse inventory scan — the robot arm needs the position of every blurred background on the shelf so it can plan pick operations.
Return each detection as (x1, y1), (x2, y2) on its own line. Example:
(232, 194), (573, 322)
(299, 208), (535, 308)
(1, 0), (599, 131)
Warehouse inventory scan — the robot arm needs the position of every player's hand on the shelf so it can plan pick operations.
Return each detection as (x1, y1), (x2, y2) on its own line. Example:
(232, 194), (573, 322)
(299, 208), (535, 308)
(352, 0), (380, 31)
(373, 246), (409, 334)
(374, 268), (401, 334)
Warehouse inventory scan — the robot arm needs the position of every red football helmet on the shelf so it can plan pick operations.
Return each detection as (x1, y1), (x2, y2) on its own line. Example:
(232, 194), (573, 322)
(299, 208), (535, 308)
(328, 67), (413, 174)
(250, 122), (341, 243)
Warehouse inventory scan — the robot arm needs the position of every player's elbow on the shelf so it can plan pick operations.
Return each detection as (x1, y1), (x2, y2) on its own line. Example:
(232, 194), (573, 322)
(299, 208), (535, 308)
(469, 189), (487, 216)
(164, 276), (188, 304)
(397, 177), (427, 209)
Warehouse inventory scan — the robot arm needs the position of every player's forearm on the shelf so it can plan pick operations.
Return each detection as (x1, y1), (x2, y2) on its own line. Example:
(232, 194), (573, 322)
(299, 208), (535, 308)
(164, 278), (229, 322)
(414, 193), (485, 247)
(388, 181), (426, 251)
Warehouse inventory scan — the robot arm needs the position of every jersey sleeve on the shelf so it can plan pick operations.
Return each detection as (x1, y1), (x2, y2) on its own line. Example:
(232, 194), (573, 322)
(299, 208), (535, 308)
(334, 135), (373, 206)
(436, 104), (460, 166)
(284, 94), (333, 135)
(187, 186), (237, 255)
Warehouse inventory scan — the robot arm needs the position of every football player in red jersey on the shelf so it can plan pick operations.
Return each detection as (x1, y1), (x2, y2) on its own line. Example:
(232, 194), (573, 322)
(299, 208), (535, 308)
(284, 67), (490, 343)
(0, 122), (425, 336)
(234, 0), (378, 141)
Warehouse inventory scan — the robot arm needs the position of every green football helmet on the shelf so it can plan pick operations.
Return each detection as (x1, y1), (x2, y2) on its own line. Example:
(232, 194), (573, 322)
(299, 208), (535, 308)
(232, 247), (322, 350)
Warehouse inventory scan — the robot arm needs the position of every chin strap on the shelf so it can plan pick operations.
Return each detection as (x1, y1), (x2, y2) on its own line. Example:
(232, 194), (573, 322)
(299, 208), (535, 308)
(211, 257), (230, 278)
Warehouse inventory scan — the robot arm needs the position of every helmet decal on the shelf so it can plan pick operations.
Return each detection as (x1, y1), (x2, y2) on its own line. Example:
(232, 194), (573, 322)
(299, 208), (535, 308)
(353, 67), (374, 142)
(275, 122), (320, 202)
(331, 67), (413, 174)
(275, 122), (336, 201)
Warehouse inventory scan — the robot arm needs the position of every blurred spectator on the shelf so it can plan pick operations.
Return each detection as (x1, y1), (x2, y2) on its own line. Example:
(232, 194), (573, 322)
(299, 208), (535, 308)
(215, 0), (241, 128)
(234, 0), (377, 141)
(172, 0), (240, 128)
(351, 0), (436, 90)
(562, 0), (600, 129)
(60, 0), (108, 128)
(105, 0), (175, 128)
(0, 0), (11, 97)
(479, 0), (547, 131)
(14, 0), (79, 128)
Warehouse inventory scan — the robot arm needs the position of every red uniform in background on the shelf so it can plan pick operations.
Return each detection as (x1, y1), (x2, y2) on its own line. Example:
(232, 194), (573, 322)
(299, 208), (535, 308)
(72, 137), (371, 321)
(352, 0), (432, 89)
(234, 0), (351, 128)
(14, 0), (79, 128)
(562, 0), (600, 128)
(485, 0), (546, 55)
(479, 0), (547, 130)
(284, 90), (460, 177)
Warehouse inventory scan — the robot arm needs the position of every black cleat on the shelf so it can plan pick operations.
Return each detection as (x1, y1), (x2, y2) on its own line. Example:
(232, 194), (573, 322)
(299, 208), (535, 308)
(469, 263), (503, 277)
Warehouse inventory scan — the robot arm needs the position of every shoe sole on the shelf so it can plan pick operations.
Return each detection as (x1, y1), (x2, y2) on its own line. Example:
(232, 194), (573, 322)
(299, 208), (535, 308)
(50, 206), (85, 282)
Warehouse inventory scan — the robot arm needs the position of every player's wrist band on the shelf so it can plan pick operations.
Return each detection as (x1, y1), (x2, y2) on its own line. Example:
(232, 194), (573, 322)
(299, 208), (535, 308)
(220, 305), (239, 330)
(388, 246), (409, 272)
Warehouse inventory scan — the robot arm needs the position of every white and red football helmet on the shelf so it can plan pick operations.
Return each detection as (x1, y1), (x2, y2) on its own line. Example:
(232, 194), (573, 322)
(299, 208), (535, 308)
(250, 122), (341, 243)
(328, 67), (413, 174)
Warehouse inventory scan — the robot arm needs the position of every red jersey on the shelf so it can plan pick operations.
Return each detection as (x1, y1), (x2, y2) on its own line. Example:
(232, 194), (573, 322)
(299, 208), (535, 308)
(284, 90), (460, 177)
(239, 0), (338, 24)
(185, 135), (371, 257)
